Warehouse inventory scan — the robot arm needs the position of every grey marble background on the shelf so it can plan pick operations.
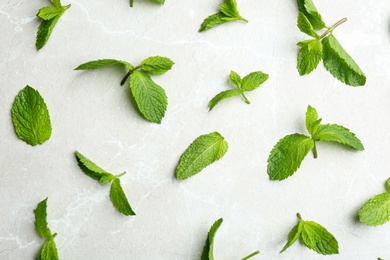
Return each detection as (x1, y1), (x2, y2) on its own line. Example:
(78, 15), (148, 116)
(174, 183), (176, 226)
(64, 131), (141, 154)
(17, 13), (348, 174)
(1, 0), (390, 259)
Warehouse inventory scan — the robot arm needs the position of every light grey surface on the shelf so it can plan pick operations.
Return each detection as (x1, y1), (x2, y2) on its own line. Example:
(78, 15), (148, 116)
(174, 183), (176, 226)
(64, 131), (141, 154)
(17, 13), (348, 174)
(1, 0), (390, 259)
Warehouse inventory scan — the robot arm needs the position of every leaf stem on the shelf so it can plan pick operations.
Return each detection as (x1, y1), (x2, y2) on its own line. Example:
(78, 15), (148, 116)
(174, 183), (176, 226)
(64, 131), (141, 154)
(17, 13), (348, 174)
(120, 66), (140, 86)
(241, 92), (251, 104)
(116, 172), (126, 178)
(241, 250), (260, 260)
(319, 17), (347, 39)
(297, 213), (303, 221)
(312, 141), (318, 158)
(64, 4), (71, 9)
(53, 233), (57, 238)
(130, 0), (134, 7)
(240, 17), (249, 23)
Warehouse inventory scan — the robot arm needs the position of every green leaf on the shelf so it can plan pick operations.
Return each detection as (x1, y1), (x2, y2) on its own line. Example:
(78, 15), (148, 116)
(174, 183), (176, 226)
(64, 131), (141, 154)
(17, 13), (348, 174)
(219, 0), (240, 18)
(267, 134), (314, 180)
(153, 0), (165, 4)
(37, 6), (62, 20)
(51, 0), (62, 8)
(141, 56), (174, 75)
(110, 178), (136, 216)
(199, 13), (240, 32)
(300, 221), (339, 255)
(305, 105), (321, 135)
(297, 0), (326, 30)
(11, 86), (52, 146)
(313, 124), (364, 151)
(297, 39), (323, 76)
(75, 59), (134, 71)
(129, 70), (167, 124)
(75, 151), (114, 182)
(229, 70), (242, 88)
(359, 191), (390, 226)
(208, 89), (243, 111)
(241, 71), (269, 91)
(297, 12), (319, 38)
(386, 178), (390, 192)
(280, 222), (303, 253)
(176, 132), (228, 180)
(322, 35), (366, 86)
(201, 218), (223, 260)
(37, 239), (59, 260)
(34, 198), (52, 240)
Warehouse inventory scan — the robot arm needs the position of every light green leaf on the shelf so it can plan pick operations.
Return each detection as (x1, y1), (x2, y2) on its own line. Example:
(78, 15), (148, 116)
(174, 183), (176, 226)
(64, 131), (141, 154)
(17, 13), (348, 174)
(199, 13), (241, 32)
(37, 239), (59, 260)
(305, 105), (321, 135)
(34, 198), (52, 240)
(301, 221), (339, 255)
(229, 70), (242, 88)
(297, 0), (326, 30)
(153, 0), (165, 4)
(51, 0), (61, 8)
(297, 39), (323, 76)
(201, 218), (223, 260)
(141, 56), (174, 75)
(208, 89), (243, 111)
(11, 86), (52, 146)
(110, 178), (136, 216)
(313, 124), (364, 151)
(37, 6), (62, 20)
(359, 191), (390, 226)
(386, 178), (390, 192)
(75, 151), (114, 182)
(267, 134), (314, 180)
(322, 35), (366, 86)
(75, 59), (134, 71)
(219, 0), (240, 18)
(129, 70), (167, 124)
(280, 222), (303, 253)
(241, 71), (269, 91)
(297, 12), (319, 38)
(176, 132), (228, 180)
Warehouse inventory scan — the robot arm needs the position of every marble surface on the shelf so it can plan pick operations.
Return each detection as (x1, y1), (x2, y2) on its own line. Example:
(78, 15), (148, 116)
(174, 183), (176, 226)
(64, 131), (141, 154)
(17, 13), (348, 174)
(1, 0), (390, 259)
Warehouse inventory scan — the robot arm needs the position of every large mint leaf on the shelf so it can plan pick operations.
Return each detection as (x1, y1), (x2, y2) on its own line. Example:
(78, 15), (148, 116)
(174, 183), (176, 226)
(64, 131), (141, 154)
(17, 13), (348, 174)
(201, 218), (223, 260)
(359, 189), (390, 226)
(297, 0), (326, 30)
(34, 198), (52, 240)
(141, 56), (174, 75)
(301, 221), (339, 255)
(313, 124), (364, 151)
(110, 178), (136, 216)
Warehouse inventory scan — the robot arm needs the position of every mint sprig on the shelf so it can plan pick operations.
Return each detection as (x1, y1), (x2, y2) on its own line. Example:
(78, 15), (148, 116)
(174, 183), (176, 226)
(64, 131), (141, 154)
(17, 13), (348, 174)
(296, 0), (366, 86)
(359, 178), (390, 226)
(267, 105), (364, 180)
(75, 56), (174, 124)
(34, 198), (59, 260)
(199, 0), (248, 32)
(208, 70), (268, 110)
(280, 213), (339, 255)
(36, 0), (70, 50)
(75, 151), (135, 216)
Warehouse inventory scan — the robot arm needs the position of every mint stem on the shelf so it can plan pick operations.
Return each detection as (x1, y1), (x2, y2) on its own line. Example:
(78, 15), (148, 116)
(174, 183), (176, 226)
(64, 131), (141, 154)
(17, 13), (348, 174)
(120, 66), (140, 85)
(297, 213), (303, 221)
(241, 250), (260, 260)
(241, 93), (251, 104)
(312, 141), (318, 159)
(53, 233), (57, 238)
(116, 172), (126, 178)
(64, 4), (71, 9)
(319, 17), (347, 39)
(240, 17), (249, 23)
(130, 0), (134, 7)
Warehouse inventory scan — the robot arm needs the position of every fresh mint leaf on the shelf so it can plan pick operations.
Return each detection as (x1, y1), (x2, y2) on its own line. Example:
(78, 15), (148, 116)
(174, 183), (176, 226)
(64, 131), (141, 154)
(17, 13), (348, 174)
(36, 1), (70, 50)
(37, 238), (59, 260)
(141, 56), (174, 75)
(209, 70), (268, 110)
(297, 0), (326, 30)
(199, 0), (247, 32)
(110, 178), (136, 216)
(129, 70), (168, 124)
(11, 86), (52, 146)
(74, 59), (134, 71)
(322, 35), (366, 86)
(176, 132), (228, 180)
(75, 151), (114, 182)
(201, 218), (223, 260)
(359, 178), (390, 226)
(313, 124), (364, 151)
(297, 12), (318, 38)
(305, 105), (321, 135)
(297, 39), (322, 75)
(267, 134), (314, 180)
(280, 222), (303, 253)
(129, 0), (164, 7)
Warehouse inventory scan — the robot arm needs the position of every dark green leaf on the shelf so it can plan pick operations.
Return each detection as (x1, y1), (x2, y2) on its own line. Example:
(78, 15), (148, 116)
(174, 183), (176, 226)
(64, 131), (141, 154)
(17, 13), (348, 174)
(74, 59), (134, 71)
(313, 124), (364, 151)
(201, 218), (223, 260)
(75, 151), (114, 182)
(280, 222), (303, 253)
(208, 89), (243, 111)
(110, 178), (136, 216)
(34, 198), (52, 240)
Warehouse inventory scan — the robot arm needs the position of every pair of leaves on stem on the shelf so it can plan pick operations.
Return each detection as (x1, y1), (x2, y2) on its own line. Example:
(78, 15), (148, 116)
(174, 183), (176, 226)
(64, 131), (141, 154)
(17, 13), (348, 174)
(202, 218), (260, 260)
(359, 178), (390, 226)
(129, 0), (164, 7)
(208, 70), (269, 110)
(199, 0), (248, 32)
(34, 198), (59, 260)
(281, 213), (339, 255)
(267, 105), (364, 180)
(75, 151), (135, 216)
(75, 56), (174, 124)
(11, 86), (52, 146)
(36, 0), (70, 50)
(296, 0), (366, 86)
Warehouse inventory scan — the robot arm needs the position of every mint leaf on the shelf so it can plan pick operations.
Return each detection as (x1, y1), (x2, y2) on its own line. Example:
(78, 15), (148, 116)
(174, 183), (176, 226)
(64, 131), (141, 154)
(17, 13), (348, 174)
(297, 12), (318, 38)
(34, 198), (52, 240)
(110, 178), (136, 216)
(359, 178), (390, 226)
(75, 59), (134, 71)
(201, 218), (223, 260)
(141, 56), (174, 75)
(300, 221), (339, 255)
(176, 132), (228, 180)
(37, 6), (62, 20)
(297, 39), (323, 76)
(280, 222), (303, 253)
(241, 71), (269, 91)
(75, 151), (114, 182)
(51, 0), (61, 8)
(305, 105), (321, 135)
(219, 0), (240, 18)
(322, 35), (366, 86)
(297, 0), (326, 30)
(11, 86), (52, 146)
(208, 89), (243, 111)
(229, 70), (242, 88)
(129, 70), (168, 124)
(267, 134), (314, 180)
(313, 124), (364, 151)
(129, 0), (164, 7)
(37, 238), (59, 260)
